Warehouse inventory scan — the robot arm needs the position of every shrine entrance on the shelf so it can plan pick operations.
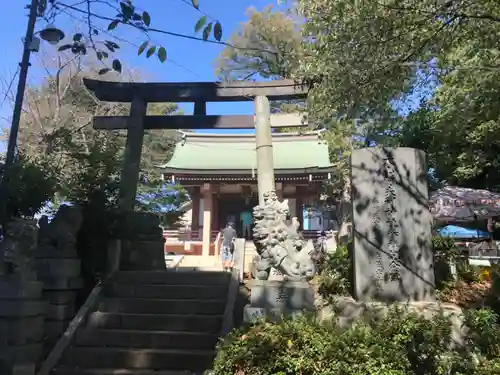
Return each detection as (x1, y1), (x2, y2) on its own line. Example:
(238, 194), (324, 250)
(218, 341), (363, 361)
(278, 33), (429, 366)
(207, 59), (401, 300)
(217, 193), (258, 237)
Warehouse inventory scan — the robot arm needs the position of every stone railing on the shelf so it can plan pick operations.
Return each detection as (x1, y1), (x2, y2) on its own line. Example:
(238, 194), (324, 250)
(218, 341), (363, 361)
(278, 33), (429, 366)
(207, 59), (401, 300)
(36, 239), (122, 375)
(220, 238), (245, 337)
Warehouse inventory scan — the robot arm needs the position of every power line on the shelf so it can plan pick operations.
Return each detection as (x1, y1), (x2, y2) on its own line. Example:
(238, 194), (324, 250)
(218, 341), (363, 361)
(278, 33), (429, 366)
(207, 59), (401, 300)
(56, 1), (273, 54)
(0, 68), (20, 109)
(61, 8), (206, 79)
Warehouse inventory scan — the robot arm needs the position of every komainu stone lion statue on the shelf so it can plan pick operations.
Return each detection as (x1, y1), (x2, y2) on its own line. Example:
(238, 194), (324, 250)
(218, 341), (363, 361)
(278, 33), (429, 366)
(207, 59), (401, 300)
(252, 191), (316, 281)
(38, 205), (82, 254)
(0, 218), (38, 280)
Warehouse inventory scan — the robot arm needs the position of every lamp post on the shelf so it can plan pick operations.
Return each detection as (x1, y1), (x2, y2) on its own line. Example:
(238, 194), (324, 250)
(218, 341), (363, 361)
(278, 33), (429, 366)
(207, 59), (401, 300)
(0, 0), (64, 227)
(0, 0), (65, 279)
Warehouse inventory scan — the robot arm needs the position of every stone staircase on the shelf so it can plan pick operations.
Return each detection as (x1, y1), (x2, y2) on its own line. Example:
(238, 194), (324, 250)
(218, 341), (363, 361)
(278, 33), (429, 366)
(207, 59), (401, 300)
(176, 255), (222, 271)
(50, 270), (231, 374)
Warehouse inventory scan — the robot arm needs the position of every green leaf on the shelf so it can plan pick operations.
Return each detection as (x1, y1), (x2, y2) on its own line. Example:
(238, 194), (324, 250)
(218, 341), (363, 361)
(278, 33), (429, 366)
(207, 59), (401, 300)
(96, 51), (103, 60)
(92, 28), (99, 35)
(98, 68), (111, 75)
(119, 1), (134, 20)
(73, 33), (82, 42)
(138, 41), (149, 56)
(203, 23), (212, 41)
(195, 16), (207, 33)
(157, 47), (167, 63)
(108, 20), (119, 30)
(191, 0), (199, 9)
(104, 40), (120, 52)
(112, 59), (122, 73)
(213, 21), (222, 41)
(57, 44), (72, 52)
(146, 46), (156, 58)
(142, 11), (151, 27)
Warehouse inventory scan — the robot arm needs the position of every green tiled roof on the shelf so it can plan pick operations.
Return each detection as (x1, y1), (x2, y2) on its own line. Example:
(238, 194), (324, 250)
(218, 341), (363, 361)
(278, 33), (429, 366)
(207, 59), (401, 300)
(160, 132), (333, 172)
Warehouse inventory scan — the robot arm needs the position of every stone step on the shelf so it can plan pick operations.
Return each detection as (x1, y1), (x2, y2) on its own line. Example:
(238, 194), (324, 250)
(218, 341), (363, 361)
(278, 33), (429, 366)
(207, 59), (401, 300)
(87, 312), (223, 333)
(52, 368), (194, 375)
(97, 298), (226, 315)
(177, 255), (220, 268)
(176, 266), (222, 272)
(75, 329), (219, 350)
(59, 347), (214, 371)
(112, 271), (229, 286)
(52, 369), (194, 375)
(105, 284), (228, 299)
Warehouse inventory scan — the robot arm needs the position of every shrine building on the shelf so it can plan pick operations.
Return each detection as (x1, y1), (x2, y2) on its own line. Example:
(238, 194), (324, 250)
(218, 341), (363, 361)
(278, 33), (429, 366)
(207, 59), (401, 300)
(160, 130), (335, 261)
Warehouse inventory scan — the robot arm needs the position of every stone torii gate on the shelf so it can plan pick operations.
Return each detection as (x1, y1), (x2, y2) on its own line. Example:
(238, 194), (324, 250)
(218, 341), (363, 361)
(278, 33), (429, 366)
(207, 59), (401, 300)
(84, 79), (322, 283)
(83, 78), (309, 210)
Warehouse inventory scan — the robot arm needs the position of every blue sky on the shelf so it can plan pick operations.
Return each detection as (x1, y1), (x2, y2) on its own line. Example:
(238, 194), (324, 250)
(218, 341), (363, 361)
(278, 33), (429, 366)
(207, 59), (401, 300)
(0, 0), (289, 143)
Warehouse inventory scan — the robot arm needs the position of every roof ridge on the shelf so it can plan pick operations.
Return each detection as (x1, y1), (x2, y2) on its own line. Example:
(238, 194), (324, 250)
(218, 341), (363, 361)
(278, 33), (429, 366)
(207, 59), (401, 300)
(179, 130), (323, 140)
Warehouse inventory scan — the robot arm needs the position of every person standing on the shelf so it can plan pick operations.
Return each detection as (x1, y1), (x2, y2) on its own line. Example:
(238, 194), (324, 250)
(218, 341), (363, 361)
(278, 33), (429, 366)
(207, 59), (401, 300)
(220, 222), (237, 271)
(240, 209), (253, 240)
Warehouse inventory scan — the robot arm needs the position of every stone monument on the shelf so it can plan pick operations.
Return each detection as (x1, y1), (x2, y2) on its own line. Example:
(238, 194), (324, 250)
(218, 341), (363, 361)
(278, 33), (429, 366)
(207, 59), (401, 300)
(350, 147), (435, 301)
(314, 147), (468, 341)
(0, 218), (47, 375)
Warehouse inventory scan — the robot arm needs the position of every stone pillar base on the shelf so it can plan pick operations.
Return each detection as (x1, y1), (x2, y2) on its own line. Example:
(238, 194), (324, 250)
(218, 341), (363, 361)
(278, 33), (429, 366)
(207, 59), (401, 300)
(35, 249), (83, 358)
(243, 280), (315, 323)
(116, 212), (166, 270)
(0, 278), (46, 375)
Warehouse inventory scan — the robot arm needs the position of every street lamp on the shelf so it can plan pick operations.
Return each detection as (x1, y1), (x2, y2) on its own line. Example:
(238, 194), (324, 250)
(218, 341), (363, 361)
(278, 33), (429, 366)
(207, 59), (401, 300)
(39, 23), (65, 45)
(0, 0), (64, 227)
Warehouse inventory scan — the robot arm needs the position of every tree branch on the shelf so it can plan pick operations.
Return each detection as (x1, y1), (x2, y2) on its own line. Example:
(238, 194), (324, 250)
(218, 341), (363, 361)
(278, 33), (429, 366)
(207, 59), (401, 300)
(56, 1), (280, 54)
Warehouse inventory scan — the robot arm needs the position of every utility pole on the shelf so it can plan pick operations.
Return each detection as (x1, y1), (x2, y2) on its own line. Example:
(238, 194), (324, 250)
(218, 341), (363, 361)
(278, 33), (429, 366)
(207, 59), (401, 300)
(0, 0), (39, 275)
(254, 95), (275, 205)
(0, 0), (39, 224)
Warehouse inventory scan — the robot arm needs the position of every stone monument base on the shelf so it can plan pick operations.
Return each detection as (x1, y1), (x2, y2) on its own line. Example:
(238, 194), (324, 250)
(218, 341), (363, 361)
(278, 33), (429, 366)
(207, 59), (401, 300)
(244, 280), (315, 323)
(317, 296), (465, 347)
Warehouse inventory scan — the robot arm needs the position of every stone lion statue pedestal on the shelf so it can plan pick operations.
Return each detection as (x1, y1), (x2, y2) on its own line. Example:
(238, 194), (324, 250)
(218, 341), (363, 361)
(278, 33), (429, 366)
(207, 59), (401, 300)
(244, 280), (315, 322)
(243, 192), (316, 322)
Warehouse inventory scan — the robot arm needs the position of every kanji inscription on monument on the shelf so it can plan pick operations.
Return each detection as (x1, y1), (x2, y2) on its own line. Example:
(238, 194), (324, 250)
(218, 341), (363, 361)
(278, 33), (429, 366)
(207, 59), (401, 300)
(351, 147), (435, 302)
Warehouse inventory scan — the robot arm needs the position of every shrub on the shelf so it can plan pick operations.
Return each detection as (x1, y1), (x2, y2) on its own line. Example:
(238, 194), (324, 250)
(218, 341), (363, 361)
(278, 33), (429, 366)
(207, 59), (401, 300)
(432, 236), (460, 289)
(213, 307), (500, 375)
(315, 243), (351, 300)
(3, 154), (57, 219)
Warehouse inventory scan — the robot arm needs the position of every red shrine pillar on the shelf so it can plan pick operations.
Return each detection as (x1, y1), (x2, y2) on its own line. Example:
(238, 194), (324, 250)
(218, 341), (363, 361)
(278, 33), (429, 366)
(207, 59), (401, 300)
(191, 186), (200, 232)
(296, 186), (304, 229)
(212, 194), (219, 232)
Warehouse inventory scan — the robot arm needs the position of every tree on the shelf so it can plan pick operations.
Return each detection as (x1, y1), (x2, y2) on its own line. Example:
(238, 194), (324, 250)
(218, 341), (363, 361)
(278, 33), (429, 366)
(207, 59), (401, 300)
(16, 52), (183, 205)
(297, 0), (499, 118)
(295, 0), (500, 217)
(398, 44), (500, 189)
(215, 4), (306, 126)
(215, 5), (303, 81)
(294, 0), (500, 189)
